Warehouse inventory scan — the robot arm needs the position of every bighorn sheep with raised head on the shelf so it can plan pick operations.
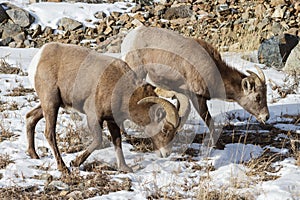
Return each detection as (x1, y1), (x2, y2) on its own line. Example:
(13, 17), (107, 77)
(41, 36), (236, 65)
(26, 42), (188, 172)
(121, 26), (270, 146)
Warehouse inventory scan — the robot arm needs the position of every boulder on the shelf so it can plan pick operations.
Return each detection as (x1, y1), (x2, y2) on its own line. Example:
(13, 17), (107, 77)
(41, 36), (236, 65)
(283, 43), (300, 75)
(258, 34), (299, 69)
(57, 17), (83, 31)
(5, 4), (35, 27)
(1, 22), (23, 39)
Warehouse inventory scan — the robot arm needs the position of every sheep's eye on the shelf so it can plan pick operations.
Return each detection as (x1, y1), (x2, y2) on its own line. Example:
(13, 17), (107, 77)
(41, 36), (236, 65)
(256, 95), (261, 102)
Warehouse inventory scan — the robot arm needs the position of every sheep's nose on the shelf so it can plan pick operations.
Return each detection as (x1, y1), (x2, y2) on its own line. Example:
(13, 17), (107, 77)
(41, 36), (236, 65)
(156, 147), (171, 158)
(259, 113), (270, 124)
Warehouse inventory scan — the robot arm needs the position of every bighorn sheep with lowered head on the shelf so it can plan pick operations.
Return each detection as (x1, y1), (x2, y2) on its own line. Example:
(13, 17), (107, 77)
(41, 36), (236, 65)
(26, 42), (188, 173)
(122, 26), (270, 146)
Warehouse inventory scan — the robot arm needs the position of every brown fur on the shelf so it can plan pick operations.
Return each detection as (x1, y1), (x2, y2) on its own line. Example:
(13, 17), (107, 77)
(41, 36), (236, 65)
(122, 26), (270, 147)
(26, 42), (179, 173)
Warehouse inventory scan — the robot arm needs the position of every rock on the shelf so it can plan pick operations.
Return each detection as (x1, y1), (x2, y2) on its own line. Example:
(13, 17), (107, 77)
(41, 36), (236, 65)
(133, 13), (145, 22)
(279, 34), (299, 61)
(270, 0), (285, 7)
(66, 191), (83, 199)
(131, 4), (142, 13)
(48, 180), (70, 191)
(216, 4), (231, 16)
(0, 4), (9, 23)
(23, 39), (31, 47)
(271, 5), (286, 19)
(8, 41), (17, 48)
(5, 4), (35, 27)
(154, 5), (166, 16)
(32, 24), (42, 38)
(271, 22), (283, 35)
(13, 32), (26, 43)
(43, 26), (53, 36)
(94, 11), (106, 19)
(111, 11), (121, 19)
(103, 25), (112, 35)
(283, 42), (300, 75)
(255, 4), (266, 20)
(0, 37), (12, 46)
(119, 13), (131, 23)
(131, 18), (143, 27)
(164, 5), (193, 20)
(258, 34), (299, 69)
(57, 17), (83, 31)
(1, 22), (22, 39)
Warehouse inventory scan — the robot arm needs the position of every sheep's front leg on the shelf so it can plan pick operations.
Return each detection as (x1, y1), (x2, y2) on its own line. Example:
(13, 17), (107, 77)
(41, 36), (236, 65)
(107, 121), (133, 172)
(193, 95), (220, 149)
(71, 114), (103, 167)
(26, 104), (43, 159)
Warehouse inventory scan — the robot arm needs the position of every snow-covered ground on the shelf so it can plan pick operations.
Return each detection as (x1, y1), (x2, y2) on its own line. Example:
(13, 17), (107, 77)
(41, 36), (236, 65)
(0, 1), (299, 199)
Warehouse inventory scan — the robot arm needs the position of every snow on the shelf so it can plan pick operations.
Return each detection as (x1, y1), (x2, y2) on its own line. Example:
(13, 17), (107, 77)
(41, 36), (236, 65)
(0, 1), (299, 199)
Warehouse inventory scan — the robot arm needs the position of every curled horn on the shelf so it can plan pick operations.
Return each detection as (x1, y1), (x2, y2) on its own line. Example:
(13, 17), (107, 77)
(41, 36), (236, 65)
(246, 66), (266, 87)
(154, 88), (190, 128)
(138, 97), (180, 128)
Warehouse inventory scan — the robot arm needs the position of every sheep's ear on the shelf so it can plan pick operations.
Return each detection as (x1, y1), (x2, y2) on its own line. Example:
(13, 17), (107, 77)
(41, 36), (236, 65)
(153, 107), (166, 123)
(241, 78), (254, 94)
(148, 105), (166, 123)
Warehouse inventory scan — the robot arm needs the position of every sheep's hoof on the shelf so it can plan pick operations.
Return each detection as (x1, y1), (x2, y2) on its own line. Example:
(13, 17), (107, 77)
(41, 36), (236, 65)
(59, 165), (70, 174)
(119, 164), (133, 173)
(26, 149), (40, 159)
(69, 160), (79, 168)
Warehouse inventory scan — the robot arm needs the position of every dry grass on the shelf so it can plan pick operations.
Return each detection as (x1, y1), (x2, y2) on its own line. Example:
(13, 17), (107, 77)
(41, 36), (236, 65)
(0, 153), (13, 169)
(0, 55), (25, 75)
(246, 149), (282, 182)
(193, 21), (267, 52)
(5, 85), (35, 97)
(0, 123), (17, 142)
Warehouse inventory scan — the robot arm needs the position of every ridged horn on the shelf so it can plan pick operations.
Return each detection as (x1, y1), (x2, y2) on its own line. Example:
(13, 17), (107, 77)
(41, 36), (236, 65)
(138, 97), (179, 128)
(255, 65), (266, 83)
(172, 92), (191, 129)
(246, 70), (262, 87)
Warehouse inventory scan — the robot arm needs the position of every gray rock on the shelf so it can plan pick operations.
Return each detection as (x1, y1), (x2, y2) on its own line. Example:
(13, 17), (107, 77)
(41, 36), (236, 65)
(6, 5), (35, 27)
(57, 17), (83, 31)
(283, 43), (300, 75)
(0, 37), (12, 46)
(1, 22), (23, 39)
(258, 34), (299, 69)
(164, 5), (193, 20)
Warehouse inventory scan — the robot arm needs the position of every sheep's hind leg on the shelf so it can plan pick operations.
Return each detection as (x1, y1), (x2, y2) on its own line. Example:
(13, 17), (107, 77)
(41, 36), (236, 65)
(26, 104), (43, 159)
(42, 99), (69, 173)
(107, 121), (133, 172)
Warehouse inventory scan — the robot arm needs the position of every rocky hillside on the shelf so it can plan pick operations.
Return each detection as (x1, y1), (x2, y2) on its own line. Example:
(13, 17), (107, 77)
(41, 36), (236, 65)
(0, 0), (299, 53)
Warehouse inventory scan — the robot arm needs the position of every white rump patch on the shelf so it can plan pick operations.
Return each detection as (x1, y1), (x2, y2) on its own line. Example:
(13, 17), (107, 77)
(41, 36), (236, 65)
(28, 45), (45, 89)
